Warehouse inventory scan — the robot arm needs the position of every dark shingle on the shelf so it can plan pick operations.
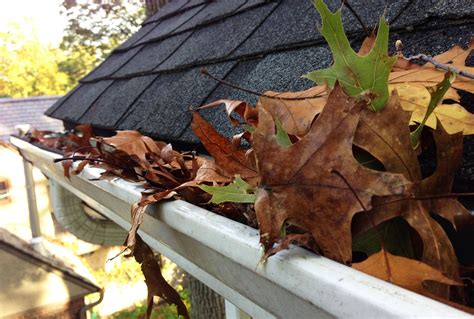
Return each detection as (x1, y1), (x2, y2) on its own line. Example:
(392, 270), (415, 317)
(136, 4), (205, 44)
(51, 81), (113, 121)
(83, 46), (142, 81)
(115, 23), (157, 51)
(340, 0), (411, 30)
(179, 59), (262, 144)
(45, 84), (83, 116)
(390, 24), (474, 57)
(233, 46), (331, 102)
(429, 0), (474, 19)
(79, 75), (157, 126)
(143, 0), (189, 24)
(173, 0), (247, 33)
(239, 0), (271, 10)
(232, 0), (321, 56)
(180, 45), (332, 143)
(118, 62), (236, 141)
(233, 0), (411, 57)
(156, 3), (278, 71)
(392, 0), (474, 30)
(180, 0), (208, 11)
(114, 32), (192, 77)
(0, 96), (63, 140)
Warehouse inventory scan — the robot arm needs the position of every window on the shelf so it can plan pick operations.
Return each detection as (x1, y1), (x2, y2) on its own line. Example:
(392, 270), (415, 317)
(0, 177), (11, 203)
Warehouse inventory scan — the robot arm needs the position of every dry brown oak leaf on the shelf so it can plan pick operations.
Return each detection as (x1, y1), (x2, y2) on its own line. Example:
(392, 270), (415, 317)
(191, 111), (259, 185)
(354, 96), (466, 283)
(132, 236), (189, 319)
(61, 124), (96, 178)
(102, 130), (162, 170)
(389, 40), (474, 101)
(196, 99), (258, 127)
(258, 85), (328, 136)
(352, 250), (461, 298)
(253, 84), (414, 264)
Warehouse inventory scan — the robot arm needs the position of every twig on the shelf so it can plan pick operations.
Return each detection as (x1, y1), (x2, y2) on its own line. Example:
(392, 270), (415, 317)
(405, 54), (474, 79)
(341, 0), (370, 37)
(200, 68), (326, 101)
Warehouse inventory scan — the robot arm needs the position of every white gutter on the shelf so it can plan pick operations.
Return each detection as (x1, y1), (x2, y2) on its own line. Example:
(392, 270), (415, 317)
(11, 136), (472, 319)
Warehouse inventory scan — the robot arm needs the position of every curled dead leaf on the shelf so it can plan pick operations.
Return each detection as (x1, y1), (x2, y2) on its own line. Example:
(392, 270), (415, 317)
(191, 111), (259, 186)
(353, 250), (461, 297)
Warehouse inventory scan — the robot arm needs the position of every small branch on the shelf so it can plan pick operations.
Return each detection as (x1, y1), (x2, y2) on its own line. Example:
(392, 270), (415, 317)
(405, 54), (474, 79)
(200, 68), (325, 101)
(341, 0), (370, 37)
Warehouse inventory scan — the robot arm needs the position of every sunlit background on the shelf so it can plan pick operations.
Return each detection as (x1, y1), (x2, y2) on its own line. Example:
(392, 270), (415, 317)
(0, 0), (144, 97)
(0, 0), (66, 46)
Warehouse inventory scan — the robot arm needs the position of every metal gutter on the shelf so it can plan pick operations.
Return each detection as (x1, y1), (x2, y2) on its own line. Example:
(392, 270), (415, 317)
(11, 136), (472, 319)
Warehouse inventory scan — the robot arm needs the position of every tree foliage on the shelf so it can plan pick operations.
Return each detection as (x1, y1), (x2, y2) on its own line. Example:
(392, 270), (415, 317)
(0, 23), (69, 97)
(0, 1), (146, 98)
(59, 0), (145, 86)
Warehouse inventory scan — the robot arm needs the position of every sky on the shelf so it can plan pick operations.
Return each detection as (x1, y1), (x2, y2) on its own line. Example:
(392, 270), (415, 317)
(0, 0), (66, 46)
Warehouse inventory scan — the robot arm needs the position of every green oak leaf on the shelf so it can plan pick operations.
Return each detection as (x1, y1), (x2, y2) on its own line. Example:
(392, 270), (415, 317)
(275, 118), (292, 148)
(304, 0), (397, 110)
(200, 175), (256, 204)
(410, 71), (456, 147)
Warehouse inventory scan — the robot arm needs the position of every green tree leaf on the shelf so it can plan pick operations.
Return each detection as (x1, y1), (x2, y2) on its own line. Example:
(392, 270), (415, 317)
(410, 71), (456, 147)
(200, 176), (257, 204)
(275, 118), (293, 147)
(304, 0), (397, 110)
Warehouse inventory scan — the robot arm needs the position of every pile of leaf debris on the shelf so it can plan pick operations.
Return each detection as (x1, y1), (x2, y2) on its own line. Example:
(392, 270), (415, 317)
(27, 0), (474, 316)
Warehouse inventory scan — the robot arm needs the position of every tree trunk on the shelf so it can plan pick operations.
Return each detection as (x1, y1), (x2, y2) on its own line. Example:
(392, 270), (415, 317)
(188, 275), (225, 319)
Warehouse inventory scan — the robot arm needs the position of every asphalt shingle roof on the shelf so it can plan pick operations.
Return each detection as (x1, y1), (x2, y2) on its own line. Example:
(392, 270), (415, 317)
(45, 0), (474, 192)
(0, 96), (63, 141)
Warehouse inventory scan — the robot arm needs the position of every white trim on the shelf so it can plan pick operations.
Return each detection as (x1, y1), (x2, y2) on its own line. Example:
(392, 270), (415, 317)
(11, 136), (472, 319)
